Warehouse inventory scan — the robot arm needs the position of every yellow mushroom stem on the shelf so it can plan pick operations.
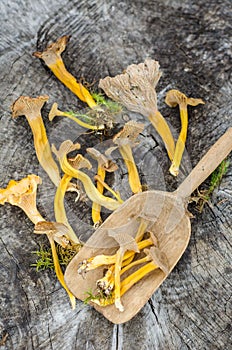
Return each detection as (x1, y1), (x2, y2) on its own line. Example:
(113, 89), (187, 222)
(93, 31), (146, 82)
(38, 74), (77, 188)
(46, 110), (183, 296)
(118, 144), (142, 194)
(78, 237), (153, 274)
(92, 167), (106, 225)
(169, 106), (188, 176)
(49, 103), (104, 130)
(11, 96), (61, 187)
(165, 89), (204, 176)
(34, 221), (78, 309)
(96, 220), (151, 295)
(148, 110), (175, 161)
(56, 152), (121, 211)
(33, 36), (97, 109)
(92, 261), (159, 308)
(120, 261), (158, 296)
(48, 64), (96, 108)
(68, 167), (121, 211)
(48, 235), (76, 309)
(135, 218), (150, 242)
(97, 251), (149, 295)
(114, 247), (126, 311)
(54, 174), (80, 244)
(94, 175), (123, 203)
(120, 255), (151, 276)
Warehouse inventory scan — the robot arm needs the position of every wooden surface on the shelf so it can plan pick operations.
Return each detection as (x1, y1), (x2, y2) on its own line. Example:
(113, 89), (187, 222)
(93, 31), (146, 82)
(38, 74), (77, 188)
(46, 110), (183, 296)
(0, 0), (231, 349)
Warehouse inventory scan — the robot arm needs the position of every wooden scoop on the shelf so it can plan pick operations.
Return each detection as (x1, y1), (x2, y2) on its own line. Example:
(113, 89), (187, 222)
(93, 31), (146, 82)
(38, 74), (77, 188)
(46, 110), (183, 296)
(65, 128), (232, 324)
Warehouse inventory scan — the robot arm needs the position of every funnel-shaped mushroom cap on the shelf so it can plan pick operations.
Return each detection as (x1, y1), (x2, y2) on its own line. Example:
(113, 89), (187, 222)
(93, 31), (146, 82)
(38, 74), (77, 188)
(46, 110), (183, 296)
(11, 95), (49, 119)
(144, 247), (169, 275)
(113, 120), (144, 147)
(0, 174), (41, 206)
(87, 147), (118, 172)
(99, 59), (161, 116)
(165, 89), (204, 108)
(52, 140), (81, 162)
(34, 221), (71, 247)
(33, 35), (70, 66)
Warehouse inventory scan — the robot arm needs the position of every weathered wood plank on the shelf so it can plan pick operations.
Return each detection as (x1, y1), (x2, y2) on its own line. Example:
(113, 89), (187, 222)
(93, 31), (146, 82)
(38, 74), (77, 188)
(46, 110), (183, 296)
(0, 0), (231, 349)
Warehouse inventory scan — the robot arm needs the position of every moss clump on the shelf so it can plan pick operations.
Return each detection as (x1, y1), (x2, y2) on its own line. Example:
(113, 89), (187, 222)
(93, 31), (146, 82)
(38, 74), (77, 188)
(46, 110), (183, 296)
(31, 243), (81, 272)
(192, 158), (230, 212)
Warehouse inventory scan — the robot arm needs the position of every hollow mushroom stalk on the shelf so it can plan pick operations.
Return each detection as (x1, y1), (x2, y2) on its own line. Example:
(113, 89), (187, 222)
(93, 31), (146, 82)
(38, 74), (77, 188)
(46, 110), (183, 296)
(11, 96), (61, 187)
(33, 36), (97, 109)
(77, 235), (154, 275)
(87, 147), (119, 225)
(107, 231), (139, 312)
(49, 103), (105, 131)
(0, 174), (44, 224)
(165, 89), (205, 176)
(52, 140), (122, 211)
(107, 121), (144, 194)
(96, 228), (157, 296)
(34, 221), (76, 309)
(99, 59), (175, 160)
(53, 141), (81, 244)
(91, 247), (169, 308)
(54, 174), (81, 245)
(120, 247), (169, 296)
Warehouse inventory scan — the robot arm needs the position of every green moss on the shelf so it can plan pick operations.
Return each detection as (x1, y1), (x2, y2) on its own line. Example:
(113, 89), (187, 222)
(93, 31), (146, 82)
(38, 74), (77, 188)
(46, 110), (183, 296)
(31, 243), (81, 272)
(207, 158), (230, 196)
(192, 158), (230, 212)
(91, 92), (122, 114)
(31, 245), (54, 271)
(83, 289), (113, 305)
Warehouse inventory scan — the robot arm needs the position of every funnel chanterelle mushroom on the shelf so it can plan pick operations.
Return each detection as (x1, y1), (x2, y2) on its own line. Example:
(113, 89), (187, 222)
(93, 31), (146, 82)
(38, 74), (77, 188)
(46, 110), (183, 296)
(99, 59), (175, 161)
(33, 36), (97, 109)
(34, 221), (77, 309)
(0, 174), (44, 224)
(52, 140), (122, 211)
(11, 95), (61, 187)
(165, 89), (204, 176)
(49, 102), (105, 131)
(106, 120), (144, 194)
(87, 147), (119, 226)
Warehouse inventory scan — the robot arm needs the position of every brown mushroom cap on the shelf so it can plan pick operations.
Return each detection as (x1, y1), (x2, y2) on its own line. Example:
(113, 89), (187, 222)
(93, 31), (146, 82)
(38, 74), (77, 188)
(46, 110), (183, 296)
(68, 154), (92, 171)
(34, 221), (71, 247)
(113, 120), (144, 147)
(52, 140), (81, 162)
(107, 219), (140, 252)
(33, 35), (70, 66)
(165, 89), (204, 108)
(34, 221), (69, 236)
(144, 247), (169, 275)
(86, 147), (118, 172)
(99, 59), (161, 116)
(11, 95), (49, 119)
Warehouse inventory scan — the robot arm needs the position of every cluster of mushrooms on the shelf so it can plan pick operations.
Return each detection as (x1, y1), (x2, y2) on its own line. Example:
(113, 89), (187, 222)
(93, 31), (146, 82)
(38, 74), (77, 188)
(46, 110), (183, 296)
(0, 36), (204, 311)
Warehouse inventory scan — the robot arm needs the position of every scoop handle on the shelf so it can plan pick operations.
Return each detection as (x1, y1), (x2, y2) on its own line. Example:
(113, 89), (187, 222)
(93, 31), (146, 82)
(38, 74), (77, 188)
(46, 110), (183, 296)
(176, 127), (232, 199)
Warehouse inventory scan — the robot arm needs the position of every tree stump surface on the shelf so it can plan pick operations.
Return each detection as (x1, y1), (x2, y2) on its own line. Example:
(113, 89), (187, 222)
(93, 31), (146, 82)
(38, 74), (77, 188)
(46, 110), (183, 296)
(0, 1), (231, 349)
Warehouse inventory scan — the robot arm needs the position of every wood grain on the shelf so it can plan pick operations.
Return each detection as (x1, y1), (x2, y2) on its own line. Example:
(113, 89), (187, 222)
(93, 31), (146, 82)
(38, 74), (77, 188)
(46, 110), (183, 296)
(0, 0), (231, 349)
